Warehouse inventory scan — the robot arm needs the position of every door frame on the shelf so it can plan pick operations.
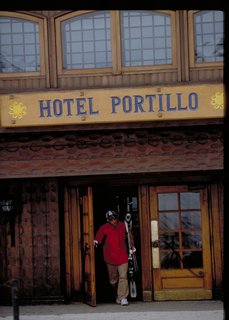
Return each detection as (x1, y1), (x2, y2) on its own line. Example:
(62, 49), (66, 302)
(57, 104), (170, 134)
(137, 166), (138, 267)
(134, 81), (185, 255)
(62, 179), (223, 302)
(138, 183), (223, 301)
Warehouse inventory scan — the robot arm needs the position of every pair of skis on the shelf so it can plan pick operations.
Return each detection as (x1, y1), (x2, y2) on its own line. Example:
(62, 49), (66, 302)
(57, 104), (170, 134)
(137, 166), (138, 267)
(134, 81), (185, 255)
(124, 213), (138, 298)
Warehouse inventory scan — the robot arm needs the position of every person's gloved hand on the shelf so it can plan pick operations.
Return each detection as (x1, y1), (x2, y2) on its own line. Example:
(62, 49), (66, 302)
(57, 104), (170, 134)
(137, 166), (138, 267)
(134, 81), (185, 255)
(129, 247), (136, 255)
(94, 240), (98, 247)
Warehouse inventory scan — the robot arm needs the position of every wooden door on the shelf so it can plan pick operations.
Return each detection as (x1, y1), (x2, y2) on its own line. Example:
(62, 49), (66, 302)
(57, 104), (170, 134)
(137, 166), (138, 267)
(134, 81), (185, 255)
(64, 187), (82, 300)
(150, 185), (212, 300)
(81, 187), (96, 306)
(64, 186), (96, 306)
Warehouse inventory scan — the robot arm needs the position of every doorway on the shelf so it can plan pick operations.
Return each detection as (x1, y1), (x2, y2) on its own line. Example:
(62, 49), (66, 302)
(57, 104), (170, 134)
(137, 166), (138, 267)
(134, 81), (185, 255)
(93, 185), (142, 303)
(63, 184), (142, 305)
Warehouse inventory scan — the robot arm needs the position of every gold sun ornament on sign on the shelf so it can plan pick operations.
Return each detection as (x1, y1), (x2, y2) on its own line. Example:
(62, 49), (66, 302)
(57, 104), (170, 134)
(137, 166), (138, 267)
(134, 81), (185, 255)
(210, 92), (224, 110)
(9, 102), (27, 119)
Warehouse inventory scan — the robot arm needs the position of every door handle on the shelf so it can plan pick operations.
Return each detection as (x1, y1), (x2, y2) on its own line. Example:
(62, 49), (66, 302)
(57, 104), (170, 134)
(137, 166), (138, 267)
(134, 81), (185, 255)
(85, 243), (90, 255)
(151, 220), (160, 269)
(152, 240), (160, 248)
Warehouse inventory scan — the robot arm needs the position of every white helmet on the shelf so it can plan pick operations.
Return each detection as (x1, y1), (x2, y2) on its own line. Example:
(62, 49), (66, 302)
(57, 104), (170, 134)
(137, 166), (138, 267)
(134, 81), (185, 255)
(106, 210), (118, 221)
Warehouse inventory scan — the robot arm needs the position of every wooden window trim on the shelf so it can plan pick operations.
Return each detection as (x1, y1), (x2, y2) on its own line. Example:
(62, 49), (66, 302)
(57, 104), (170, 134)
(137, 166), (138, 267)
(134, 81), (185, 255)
(0, 11), (48, 80)
(111, 11), (121, 75)
(179, 11), (189, 82)
(188, 10), (224, 69)
(55, 10), (179, 77)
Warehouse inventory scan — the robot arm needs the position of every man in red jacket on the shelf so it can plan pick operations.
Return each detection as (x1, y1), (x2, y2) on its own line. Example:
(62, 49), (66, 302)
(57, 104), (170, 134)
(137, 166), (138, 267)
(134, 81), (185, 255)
(94, 210), (135, 306)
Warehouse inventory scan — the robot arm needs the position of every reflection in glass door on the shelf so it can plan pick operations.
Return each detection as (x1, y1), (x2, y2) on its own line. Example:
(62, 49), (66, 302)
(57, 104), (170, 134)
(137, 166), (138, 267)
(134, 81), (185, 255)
(158, 191), (203, 270)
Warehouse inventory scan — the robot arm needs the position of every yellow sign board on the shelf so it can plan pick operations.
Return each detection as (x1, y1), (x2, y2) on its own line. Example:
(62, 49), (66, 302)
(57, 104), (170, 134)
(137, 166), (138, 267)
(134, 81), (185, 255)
(0, 83), (224, 127)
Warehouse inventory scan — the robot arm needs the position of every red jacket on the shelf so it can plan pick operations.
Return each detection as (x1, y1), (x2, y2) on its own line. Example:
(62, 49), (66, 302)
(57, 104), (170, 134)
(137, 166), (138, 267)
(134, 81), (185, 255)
(95, 221), (128, 265)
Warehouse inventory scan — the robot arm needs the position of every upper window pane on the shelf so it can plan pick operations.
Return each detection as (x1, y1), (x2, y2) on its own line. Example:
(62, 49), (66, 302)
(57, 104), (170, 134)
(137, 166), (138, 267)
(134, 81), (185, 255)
(194, 10), (224, 63)
(121, 11), (172, 67)
(180, 192), (200, 210)
(61, 11), (112, 70)
(0, 17), (40, 73)
(158, 193), (178, 211)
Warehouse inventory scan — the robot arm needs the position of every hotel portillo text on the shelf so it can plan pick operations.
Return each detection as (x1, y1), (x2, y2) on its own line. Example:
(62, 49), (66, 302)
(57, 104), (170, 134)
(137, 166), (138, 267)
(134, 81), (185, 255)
(0, 83), (224, 127)
(39, 93), (199, 119)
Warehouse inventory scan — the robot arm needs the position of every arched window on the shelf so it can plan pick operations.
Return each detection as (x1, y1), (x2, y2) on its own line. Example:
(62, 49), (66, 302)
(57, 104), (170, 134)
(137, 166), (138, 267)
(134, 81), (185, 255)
(56, 10), (177, 75)
(61, 11), (112, 70)
(188, 10), (224, 67)
(194, 11), (224, 63)
(120, 11), (172, 67)
(0, 12), (46, 76)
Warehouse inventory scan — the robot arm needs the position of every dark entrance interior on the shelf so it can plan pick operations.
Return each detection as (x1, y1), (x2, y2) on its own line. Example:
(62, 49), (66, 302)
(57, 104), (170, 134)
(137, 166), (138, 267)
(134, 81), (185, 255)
(93, 185), (142, 303)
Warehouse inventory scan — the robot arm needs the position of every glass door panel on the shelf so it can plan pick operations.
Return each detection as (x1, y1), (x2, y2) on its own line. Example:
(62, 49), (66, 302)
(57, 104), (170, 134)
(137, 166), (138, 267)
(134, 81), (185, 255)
(158, 191), (203, 270)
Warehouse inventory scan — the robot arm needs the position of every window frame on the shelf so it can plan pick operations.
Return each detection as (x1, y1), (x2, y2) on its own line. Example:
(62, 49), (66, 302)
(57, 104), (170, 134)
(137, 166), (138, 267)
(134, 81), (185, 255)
(55, 10), (114, 76)
(119, 10), (178, 73)
(0, 11), (48, 78)
(188, 10), (224, 68)
(55, 10), (178, 76)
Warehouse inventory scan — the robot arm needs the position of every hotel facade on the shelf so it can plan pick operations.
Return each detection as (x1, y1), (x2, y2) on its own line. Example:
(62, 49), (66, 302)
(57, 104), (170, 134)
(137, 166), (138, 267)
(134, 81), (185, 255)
(0, 10), (224, 305)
